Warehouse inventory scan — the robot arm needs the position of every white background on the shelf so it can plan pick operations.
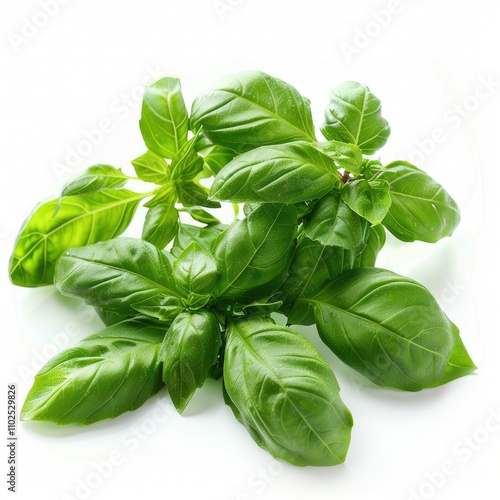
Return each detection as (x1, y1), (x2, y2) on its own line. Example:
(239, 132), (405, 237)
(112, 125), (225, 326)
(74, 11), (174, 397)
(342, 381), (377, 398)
(1, 1), (499, 499)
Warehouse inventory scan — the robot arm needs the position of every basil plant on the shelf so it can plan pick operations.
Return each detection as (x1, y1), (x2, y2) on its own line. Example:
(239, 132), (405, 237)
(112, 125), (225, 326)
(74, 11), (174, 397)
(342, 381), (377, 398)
(9, 71), (475, 467)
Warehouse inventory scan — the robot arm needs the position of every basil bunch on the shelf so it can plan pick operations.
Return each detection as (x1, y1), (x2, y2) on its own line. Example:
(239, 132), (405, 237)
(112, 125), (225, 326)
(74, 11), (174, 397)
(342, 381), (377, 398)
(9, 71), (475, 467)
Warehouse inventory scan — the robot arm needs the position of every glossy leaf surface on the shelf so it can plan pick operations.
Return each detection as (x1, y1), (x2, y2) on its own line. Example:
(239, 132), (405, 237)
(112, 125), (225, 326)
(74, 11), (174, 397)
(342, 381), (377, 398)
(173, 242), (219, 296)
(224, 316), (353, 466)
(61, 164), (129, 197)
(303, 191), (369, 249)
(214, 204), (297, 301)
(280, 236), (357, 325)
(321, 81), (390, 154)
(160, 311), (221, 413)
(10, 189), (142, 287)
(142, 203), (179, 249)
(55, 238), (181, 320)
(140, 77), (189, 158)
(210, 142), (341, 204)
(341, 179), (391, 225)
(131, 150), (170, 184)
(191, 70), (316, 152)
(366, 161), (461, 242)
(308, 268), (476, 391)
(21, 320), (165, 425)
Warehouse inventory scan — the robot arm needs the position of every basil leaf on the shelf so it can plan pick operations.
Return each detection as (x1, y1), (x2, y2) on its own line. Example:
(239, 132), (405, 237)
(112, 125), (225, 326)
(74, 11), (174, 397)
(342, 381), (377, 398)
(198, 144), (236, 176)
(55, 238), (181, 318)
(131, 297), (184, 323)
(321, 81), (390, 154)
(308, 268), (476, 391)
(173, 242), (219, 296)
(9, 189), (143, 287)
(139, 77), (189, 158)
(341, 179), (391, 225)
(182, 208), (221, 226)
(21, 319), (165, 425)
(233, 299), (283, 317)
(354, 224), (386, 267)
(61, 164), (129, 197)
(171, 224), (225, 258)
(280, 237), (357, 325)
(131, 150), (170, 184)
(224, 316), (353, 466)
(303, 190), (369, 249)
(94, 307), (164, 328)
(170, 135), (204, 181)
(160, 311), (221, 413)
(191, 70), (316, 152)
(366, 161), (461, 242)
(142, 203), (179, 249)
(176, 181), (220, 208)
(210, 142), (341, 204)
(313, 140), (363, 174)
(143, 184), (176, 209)
(214, 204), (297, 301)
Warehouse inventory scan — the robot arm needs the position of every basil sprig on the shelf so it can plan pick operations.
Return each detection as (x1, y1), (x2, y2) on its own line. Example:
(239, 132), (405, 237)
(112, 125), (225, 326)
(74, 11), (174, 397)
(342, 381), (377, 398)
(11, 70), (474, 467)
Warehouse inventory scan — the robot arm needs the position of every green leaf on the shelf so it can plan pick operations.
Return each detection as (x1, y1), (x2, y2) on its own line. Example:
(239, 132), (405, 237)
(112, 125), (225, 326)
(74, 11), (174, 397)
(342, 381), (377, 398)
(341, 179), (391, 225)
(160, 311), (221, 413)
(173, 242), (219, 296)
(142, 204), (179, 249)
(198, 143), (236, 176)
(131, 297), (184, 323)
(354, 224), (386, 267)
(140, 77), (189, 158)
(60, 164), (129, 197)
(94, 307), (165, 328)
(131, 150), (170, 184)
(9, 189), (143, 287)
(171, 224), (225, 258)
(55, 238), (181, 320)
(313, 140), (363, 174)
(210, 142), (341, 204)
(233, 299), (283, 317)
(281, 226), (385, 325)
(143, 184), (176, 208)
(224, 316), (353, 466)
(214, 204), (297, 301)
(303, 190), (369, 249)
(366, 161), (461, 242)
(176, 181), (220, 208)
(307, 268), (476, 391)
(170, 135), (204, 181)
(182, 208), (221, 226)
(280, 237), (358, 325)
(190, 70), (316, 152)
(321, 81), (390, 155)
(21, 319), (166, 425)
